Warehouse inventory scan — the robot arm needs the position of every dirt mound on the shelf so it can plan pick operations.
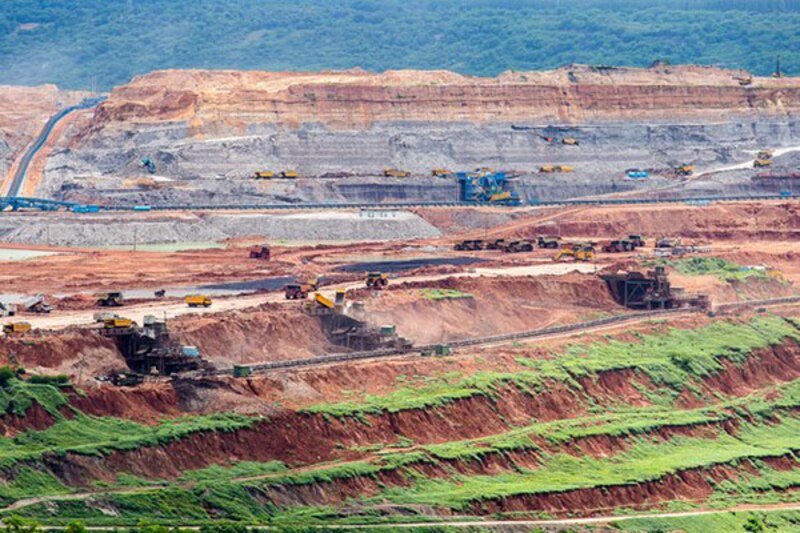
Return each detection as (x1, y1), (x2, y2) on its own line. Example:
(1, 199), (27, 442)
(171, 303), (336, 365)
(0, 330), (124, 379)
(352, 274), (618, 344)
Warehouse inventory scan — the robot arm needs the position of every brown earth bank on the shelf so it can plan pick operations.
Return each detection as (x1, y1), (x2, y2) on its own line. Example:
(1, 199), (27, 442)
(426, 202), (800, 242)
(19, 338), (800, 491)
(81, 65), (800, 137)
(0, 330), (124, 378)
(170, 303), (336, 365)
(347, 274), (619, 344)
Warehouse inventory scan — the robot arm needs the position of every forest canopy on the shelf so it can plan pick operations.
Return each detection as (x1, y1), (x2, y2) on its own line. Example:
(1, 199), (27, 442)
(1, 0), (798, 90)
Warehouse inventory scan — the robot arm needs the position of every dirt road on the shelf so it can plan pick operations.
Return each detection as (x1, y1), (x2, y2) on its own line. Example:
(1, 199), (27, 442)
(2, 262), (600, 330)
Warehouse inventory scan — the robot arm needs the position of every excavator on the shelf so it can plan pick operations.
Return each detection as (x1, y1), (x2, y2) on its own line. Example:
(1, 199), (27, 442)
(674, 164), (695, 177)
(553, 243), (595, 262)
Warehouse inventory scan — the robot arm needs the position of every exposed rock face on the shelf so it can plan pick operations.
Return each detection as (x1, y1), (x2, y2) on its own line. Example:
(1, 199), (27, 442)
(34, 65), (800, 202)
(88, 65), (800, 131)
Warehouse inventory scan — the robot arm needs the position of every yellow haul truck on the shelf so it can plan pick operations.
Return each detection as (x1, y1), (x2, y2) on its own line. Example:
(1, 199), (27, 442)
(185, 294), (213, 308)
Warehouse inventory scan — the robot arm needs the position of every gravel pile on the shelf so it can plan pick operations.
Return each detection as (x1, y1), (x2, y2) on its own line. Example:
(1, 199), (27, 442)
(0, 210), (441, 247)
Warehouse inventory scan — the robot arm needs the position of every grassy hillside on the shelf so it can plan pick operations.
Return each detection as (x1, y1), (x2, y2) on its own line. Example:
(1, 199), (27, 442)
(1, 315), (799, 528)
(1, 0), (799, 90)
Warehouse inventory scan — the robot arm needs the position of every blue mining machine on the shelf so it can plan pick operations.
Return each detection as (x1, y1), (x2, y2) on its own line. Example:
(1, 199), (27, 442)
(457, 170), (521, 206)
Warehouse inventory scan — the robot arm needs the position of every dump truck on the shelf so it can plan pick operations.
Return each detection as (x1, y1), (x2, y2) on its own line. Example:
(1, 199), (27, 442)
(252, 171), (274, 180)
(754, 159), (774, 168)
(432, 169), (453, 177)
(95, 292), (123, 307)
(601, 240), (635, 253)
(285, 280), (318, 300)
(249, 244), (271, 260)
(504, 240), (534, 253)
(562, 137), (579, 145)
(3, 322), (31, 336)
(758, 150), (774, 160)
(628, 235), (646, 248)
(278, 170), (299, 179)
(454, 239), (485, 251)
(554, 243), (595, 262)
(537, 235), (561, 249)
(383, 168), (410, 177)
(485, 239), (507, 250)
(539, 165), (573, 173)
(366, 272), (389, 290)
(185, 294), (213, 308)
(20, 294), (51, 314)
(674, 164), (695, 177)
(103, 316), (135, 329)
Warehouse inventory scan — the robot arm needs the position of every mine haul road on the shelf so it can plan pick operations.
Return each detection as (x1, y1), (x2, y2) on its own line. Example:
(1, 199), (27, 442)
(0, 263), (600, 331)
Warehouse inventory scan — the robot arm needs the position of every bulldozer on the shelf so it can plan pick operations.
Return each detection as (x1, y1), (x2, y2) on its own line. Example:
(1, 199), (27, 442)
(554, 243), (595, 262)
(754, 159), (774, 168)
(366, 272), (389, 290)
(674, 164), (695, 177)
(3, 322), (31, 336)
(252, 171), (275, 180)
(383, 168), (411, 178)
(249, 244), (271, 260)
(185, 294), (213, 308)
(503, 240), (534, 253)
(285, 280), (318, 300)
(95, 292), (124, 307)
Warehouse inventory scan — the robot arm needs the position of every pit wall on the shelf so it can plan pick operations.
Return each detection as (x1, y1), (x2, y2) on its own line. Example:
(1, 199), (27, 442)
(43, 118), (800, 202)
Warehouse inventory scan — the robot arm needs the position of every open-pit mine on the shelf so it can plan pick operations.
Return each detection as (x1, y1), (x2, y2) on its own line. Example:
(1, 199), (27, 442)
(0, 64), (799, 531)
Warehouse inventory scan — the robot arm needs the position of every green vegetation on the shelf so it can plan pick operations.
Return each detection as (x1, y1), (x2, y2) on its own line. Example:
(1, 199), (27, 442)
(2, 1), (800, 90)
(654, 256), (775, 282)
(1, 316), (799, 525)
(0, 374), (68, 417)
(0, 412), (258, 467)
(306, 316), (800, 417)
(419, 289), (474, 301)
(615, 510), (800, 533)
